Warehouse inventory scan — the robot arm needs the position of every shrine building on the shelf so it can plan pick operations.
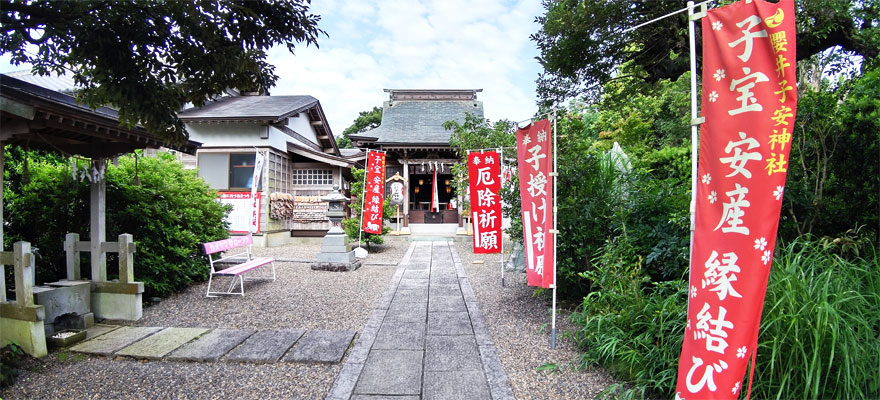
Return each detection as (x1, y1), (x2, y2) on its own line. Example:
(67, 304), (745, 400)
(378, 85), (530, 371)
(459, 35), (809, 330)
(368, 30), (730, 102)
(350, 89), (482, 234)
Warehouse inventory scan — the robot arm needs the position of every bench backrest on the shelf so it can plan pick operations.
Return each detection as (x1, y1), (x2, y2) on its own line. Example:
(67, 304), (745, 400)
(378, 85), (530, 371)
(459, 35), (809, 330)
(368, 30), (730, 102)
(204, 235), (253, 255)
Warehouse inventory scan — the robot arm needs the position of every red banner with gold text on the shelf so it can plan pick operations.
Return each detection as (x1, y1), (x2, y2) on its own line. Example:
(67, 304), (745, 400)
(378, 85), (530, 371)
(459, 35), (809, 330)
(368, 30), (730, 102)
(675, 0), (797, 398)
(516, 120), (554, 288)
(362, 151), (386, 234)
(468, 151), (502, 254)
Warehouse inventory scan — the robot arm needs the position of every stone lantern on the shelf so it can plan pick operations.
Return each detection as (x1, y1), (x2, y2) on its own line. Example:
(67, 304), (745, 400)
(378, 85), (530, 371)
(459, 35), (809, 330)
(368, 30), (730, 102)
(311, 184), (361, 271)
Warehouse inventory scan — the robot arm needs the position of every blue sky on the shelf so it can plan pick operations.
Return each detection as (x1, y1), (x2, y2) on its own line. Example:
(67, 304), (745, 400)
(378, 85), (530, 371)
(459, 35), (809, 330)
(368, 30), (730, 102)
(1, 0), (545, 137)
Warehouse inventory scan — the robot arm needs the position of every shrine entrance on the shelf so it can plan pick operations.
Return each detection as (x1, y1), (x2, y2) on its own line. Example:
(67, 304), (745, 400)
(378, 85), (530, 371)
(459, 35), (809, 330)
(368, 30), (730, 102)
(407, 173), (458, 224)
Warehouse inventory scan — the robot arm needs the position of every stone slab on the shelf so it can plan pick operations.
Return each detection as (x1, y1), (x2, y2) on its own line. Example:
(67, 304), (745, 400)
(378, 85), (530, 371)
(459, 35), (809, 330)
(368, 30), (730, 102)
(384, 301), (427, 323)
(283, 329), (355, 363)
(402, 270), (429, 280)
(372, 322), (425, 350)
(351, 396), (419, 400)
(425, 335), (481, 371)
(85, 324), (120, 339)
(429, 283), (462, 298)
(354, 350), (423, 395)
(326, 361), (365, 400)
(405, 262), (430, 271)
(429, 296), (467, 312)
(397, 278), (429, 290)
(225, 329), (305, 363)
(423, 371), (491, 400)
(70, 326), (163, 356)
(393, 288), (428, 303)
(116, 327), (209, 359)
(429, 274), (458, 285)
(427, 312), (472, 335)
(346, 330), (376, 365)
(167, 328), (256, 362)
(479, 344), (516, 400)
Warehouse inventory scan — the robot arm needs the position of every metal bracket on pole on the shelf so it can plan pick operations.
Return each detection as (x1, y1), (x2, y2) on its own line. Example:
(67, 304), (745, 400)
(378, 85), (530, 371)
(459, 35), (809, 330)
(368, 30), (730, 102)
(689, 2), (708, 20)
(691, 117), (706, 125)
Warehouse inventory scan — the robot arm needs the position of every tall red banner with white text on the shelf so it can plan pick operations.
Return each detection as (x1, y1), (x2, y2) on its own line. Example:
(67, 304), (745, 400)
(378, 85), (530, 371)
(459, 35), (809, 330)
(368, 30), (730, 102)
(362, 151), (386, 234)
(468, 151), (502, 254)
(676, 1), (796, 398)
(516, 120), (554, 288)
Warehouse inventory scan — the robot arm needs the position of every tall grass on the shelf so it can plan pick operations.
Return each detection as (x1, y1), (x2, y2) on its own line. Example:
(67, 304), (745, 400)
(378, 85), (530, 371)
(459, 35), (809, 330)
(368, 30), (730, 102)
(572, 235), (879, 399)
(752, 237), (880, 399)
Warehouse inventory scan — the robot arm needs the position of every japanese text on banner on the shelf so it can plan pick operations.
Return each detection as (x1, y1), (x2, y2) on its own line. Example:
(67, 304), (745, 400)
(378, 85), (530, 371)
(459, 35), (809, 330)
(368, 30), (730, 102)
(516, 120), (555, 289)
(468, 151), (502, 254)
(362, 151), (386, 234)
(675, 1), (797, 398)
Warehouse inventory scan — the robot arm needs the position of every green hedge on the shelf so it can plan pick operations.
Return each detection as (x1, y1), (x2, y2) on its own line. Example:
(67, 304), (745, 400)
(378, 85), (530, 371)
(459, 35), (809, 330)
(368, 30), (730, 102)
(4, 151), (229, 298)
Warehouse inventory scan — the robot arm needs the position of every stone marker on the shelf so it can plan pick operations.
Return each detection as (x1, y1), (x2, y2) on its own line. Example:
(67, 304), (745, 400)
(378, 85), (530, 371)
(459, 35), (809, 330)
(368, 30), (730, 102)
(225, 329), (305, 363)
(283, 329), (356, 363)
(167, 328), (256, 362)
(70, 326), (163, 356)
(116, 327), (209, 359)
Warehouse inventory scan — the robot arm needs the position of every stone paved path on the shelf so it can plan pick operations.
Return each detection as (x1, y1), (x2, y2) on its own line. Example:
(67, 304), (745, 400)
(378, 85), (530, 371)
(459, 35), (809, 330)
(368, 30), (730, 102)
(326, 240), (515, 400)
(69, 324), (355, 364)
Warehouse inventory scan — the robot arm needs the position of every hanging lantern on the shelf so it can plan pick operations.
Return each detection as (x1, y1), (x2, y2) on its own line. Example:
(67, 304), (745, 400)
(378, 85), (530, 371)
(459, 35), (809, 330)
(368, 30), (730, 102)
(418, 179), (424, 186)
(445, 186), (451, 194)
(414, 186), (420, 194)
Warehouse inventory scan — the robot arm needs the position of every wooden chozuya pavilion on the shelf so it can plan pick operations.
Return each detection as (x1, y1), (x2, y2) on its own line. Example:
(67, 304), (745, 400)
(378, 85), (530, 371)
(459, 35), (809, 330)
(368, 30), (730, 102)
(0, 74), (200, 357)
(350, 89), (483, 234)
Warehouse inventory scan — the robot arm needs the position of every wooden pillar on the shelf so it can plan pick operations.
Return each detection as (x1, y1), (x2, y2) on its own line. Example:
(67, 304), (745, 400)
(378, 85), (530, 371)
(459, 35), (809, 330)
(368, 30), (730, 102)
(64, 233), (81, 280)
(118, 233), (134, 283)
(90, 159), (107, 281)
(402, 159), (409, 227)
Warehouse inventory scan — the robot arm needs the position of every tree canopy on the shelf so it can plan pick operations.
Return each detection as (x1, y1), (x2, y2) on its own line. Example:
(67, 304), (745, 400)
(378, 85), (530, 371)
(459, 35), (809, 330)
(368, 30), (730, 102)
(1, 0), (324, 145)
(533, 0), (879, 106)
(338, 106), (383, 148)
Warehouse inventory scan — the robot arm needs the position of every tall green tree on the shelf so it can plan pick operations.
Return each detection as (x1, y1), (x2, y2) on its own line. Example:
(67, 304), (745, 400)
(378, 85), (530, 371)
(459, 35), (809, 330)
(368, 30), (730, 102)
(533, 0), (879, 106)
(1, 0), (324, 145)
(339, 106), (383, 148)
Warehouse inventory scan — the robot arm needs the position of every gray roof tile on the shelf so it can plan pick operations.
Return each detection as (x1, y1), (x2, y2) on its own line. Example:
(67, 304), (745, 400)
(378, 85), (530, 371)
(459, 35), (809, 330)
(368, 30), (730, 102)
(179, 95), (318, 121)
(369, 100), (484, 145)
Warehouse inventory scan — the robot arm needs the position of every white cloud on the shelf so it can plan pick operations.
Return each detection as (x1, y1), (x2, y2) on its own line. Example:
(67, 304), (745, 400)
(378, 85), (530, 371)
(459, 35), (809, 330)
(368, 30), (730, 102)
(269, 0), (544, 133)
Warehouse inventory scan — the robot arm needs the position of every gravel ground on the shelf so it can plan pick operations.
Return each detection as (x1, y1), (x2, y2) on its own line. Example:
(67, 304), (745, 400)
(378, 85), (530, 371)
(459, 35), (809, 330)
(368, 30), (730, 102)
(2, 239), (400, 400)
(455, 238), (617, 400)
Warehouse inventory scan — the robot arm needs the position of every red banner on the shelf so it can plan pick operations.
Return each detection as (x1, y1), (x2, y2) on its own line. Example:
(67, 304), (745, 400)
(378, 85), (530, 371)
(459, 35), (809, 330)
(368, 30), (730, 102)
(362, 151), (386, 234)
(468, 151), (502, 254)
(516, 120), (554, 288)
(676, 1), (797, 398)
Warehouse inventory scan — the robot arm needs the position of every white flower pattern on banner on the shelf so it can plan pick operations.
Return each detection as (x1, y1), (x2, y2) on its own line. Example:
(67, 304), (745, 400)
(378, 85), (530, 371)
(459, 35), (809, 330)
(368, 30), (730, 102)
(737, 346), (748, 358)
(762, 250), (772, 265)
(690, 285), (698, 298)
(714, 68), (726, 82)
(754, 237), (767, 251)
(773, 185), (784, 200)
(732, 382), (740, 394)
(708, 91), (719, 102)
(708, 190), (718, 204)
(712, 21), (723, 31)
(701, 173), (712, 185)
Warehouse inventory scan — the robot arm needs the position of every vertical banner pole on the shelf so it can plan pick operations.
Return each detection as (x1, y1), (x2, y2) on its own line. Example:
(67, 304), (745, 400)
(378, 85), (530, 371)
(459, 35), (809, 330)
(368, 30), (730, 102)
(686, 0), (700, 318)
(550, 111), (558, 349)
(358, 150), (370, 248)
(499, 147), (505, 287)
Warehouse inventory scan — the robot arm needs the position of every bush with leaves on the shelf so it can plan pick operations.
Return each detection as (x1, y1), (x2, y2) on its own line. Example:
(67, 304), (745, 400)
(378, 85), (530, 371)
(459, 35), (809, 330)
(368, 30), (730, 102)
(342, 167), (394, 249)
(3, 150), (229, 298)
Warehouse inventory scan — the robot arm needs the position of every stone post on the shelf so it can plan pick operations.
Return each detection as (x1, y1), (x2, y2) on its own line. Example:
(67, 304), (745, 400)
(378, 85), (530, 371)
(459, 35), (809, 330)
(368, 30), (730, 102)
(90, 158), (107, 281)
(118, 233), (134, 283)
(13, 241), (35, 307)
(65, 233), (81, 280)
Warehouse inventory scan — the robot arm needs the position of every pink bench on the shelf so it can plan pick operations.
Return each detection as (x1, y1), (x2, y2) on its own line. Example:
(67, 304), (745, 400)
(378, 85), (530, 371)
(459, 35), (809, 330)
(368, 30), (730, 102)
(203, 235), (276, 297)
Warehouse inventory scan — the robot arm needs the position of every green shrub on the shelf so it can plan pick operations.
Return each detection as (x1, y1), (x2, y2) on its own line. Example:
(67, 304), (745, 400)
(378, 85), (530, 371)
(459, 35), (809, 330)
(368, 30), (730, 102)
(342, 167), (393, 249)
(572, 235), (880, 399)
(4, 151), (229, 297)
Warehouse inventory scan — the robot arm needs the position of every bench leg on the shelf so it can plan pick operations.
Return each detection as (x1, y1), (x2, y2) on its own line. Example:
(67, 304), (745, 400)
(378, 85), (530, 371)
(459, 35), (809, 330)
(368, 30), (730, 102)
(207, 274), (246, 297)
(206, 274), (215, 298)
(239, 275), (245, 296)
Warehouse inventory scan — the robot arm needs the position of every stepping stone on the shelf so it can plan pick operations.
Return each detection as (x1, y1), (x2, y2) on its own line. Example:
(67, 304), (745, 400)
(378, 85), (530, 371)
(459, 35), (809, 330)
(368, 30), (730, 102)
(385, 301), (426, 323)
(85, 324), (120, 339)
(425, 335), (481, 371)
(371, 322), (425, 350)
(427, 312), (472, 335)
(354, 350), (423, 396)
(423, 371), (491, 400)
(429, 296), (467, 312)
(283, 329), (356, 363)
(393, 288), (428, 303)
(429, 283), (462, 297)
(116, 327), (209, 359)
(402, 270), (429, 280)
(225, 329), (305, 363)
(167, 328), (256, 362)
(397, 278), (429, 290)
(70, 326), (163, 356)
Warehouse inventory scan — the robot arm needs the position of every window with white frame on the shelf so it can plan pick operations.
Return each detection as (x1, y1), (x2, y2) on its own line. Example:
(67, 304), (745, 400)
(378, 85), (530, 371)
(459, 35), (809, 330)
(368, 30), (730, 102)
(293, 169), (333, 185)
(197, 152), (262, 190)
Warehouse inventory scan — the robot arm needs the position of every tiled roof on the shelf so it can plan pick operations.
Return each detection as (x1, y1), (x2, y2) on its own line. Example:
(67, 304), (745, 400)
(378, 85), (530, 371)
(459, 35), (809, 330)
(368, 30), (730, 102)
(362, 99), (484, 145)
(179, 95), (318, 122)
